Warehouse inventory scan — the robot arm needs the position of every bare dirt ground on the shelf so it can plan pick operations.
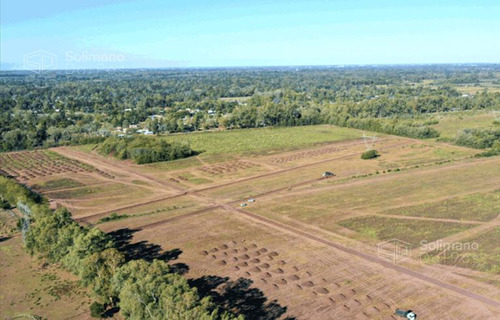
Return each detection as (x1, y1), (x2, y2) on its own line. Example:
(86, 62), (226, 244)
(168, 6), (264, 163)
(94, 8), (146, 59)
(3, 136), (499, 319)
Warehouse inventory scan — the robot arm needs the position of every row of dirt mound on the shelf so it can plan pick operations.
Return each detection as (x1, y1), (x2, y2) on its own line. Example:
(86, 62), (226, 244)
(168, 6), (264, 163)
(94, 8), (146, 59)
(269, 145), (348, 164)
(198, 160), (259, 175)
(0, 150), (114, 181)
(200, 240), (395, 318)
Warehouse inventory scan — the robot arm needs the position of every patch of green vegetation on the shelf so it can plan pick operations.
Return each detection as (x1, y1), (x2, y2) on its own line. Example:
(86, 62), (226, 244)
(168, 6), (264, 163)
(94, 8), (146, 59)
(162, 125), (363, 156)
(33, 178), (84, 191)
(177, 172), (213, 184)
(96, 205), (188, 224)
(97, 212), (130, 224)
(145, 156), (203, 172)
(98, 136), (197, 164)
(361, 149), (379, 159)
(475, 141), (500, 157)
(422, 227), (500, 274)
(453, 128), (500, 149)
(338, 215), (474, 246)
(382, 190), (500, 221)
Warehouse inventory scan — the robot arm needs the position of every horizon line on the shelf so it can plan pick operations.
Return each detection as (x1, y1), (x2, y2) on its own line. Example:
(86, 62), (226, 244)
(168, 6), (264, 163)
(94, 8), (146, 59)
(2, 61), (500, 73)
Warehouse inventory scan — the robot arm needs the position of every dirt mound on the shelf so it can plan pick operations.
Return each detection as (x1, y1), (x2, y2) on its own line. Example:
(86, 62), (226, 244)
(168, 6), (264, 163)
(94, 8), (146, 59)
(269, 251), (279, 257)
(239, 254), (250, 260)
(216, 260), (227, 266)
(237, 262), (248, 267)
(263, 272), (272, 278)
(288, 275), (300, 281)
(250, 267), (261, 272)
(219, 244), (228, 250)
(302, 281), (315, 287)
(260, 278), (268, 283)
(272, 284), (279, 290)
(316, 288), (329, 294)
(241, 247), (248, 252)
(276, 278), (287, 285)
(200, 250), (208, 256)
(209, 248), (219, 253)
(232, 257), (238, 262)
(250, 258), (260, 263)
(292, 266), (299, 271)
(273, 268), (284, 274)
(233, 266), (240, 271)
(249, 244), (258, 248)
(258, 248), (268, 253)
(244, 271), (251, 277)
(211, 255), (217, 260)
(222, 252), (228, 256)
(231, 249), (238, 253)
(259, 263), (270, 269)
(296, 284), (302, 290)
(278, 260), (286, 265)
(251, 251), (261, 256)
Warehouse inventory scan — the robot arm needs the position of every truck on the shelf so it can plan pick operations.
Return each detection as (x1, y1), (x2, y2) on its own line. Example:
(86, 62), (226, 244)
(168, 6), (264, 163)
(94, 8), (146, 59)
(395, 309), (417, 320)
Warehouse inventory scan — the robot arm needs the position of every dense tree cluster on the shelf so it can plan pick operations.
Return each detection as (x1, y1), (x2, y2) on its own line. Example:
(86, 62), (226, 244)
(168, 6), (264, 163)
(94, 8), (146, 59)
(453, 128), (500, 149)
(2, 65), (500, 152)
(0, 176), (243, 320)
(98, 136), (196, 164)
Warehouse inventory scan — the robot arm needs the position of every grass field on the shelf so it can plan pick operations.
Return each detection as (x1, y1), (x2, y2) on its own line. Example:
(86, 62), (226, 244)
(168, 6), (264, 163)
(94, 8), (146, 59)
(161, 125), (365, 155)
(248, 158), (500, 232)
(422, 227), (500, 274)
(382, 190), (500, 222)
(430, 110), (498, 139)
(0, 209), (18, 238)
(338, 216), (475, 246)
(32, 178), (84, 191)
(0, 237), (92, 319)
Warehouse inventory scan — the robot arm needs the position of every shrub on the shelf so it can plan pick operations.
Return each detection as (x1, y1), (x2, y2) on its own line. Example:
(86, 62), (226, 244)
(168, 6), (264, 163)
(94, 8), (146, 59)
(361, 149), (379, 159)
(90, 301), (106, 318)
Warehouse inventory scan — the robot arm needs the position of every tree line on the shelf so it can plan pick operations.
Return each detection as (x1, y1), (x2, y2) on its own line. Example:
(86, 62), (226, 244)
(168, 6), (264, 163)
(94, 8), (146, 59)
(2, 65), (500, 152)
(0, 176), (243, 320)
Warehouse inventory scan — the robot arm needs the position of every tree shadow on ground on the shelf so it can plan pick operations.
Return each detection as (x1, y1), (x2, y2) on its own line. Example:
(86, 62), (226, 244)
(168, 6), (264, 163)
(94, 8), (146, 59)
(107, 229), (291, 318)
(190, 276), (295, 320)
(108, 228), (183, 264)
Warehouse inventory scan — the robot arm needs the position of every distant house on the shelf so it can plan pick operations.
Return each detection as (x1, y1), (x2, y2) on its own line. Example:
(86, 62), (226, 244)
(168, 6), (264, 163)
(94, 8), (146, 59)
(137, 129), (154, 135)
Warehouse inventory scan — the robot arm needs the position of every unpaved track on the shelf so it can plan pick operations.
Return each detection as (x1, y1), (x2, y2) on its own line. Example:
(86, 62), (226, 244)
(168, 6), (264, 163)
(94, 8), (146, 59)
(233, 207), (500, 309)
(55, 147), (185, 192)
(76, 139), (405, 222)
(74, 192), (188, 222)
(137, 205), (220, 230)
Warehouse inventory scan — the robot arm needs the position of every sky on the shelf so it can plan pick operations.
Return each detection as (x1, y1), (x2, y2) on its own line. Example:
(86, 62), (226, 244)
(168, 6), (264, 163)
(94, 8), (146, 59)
(1, 0), (500, 70)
